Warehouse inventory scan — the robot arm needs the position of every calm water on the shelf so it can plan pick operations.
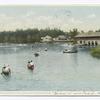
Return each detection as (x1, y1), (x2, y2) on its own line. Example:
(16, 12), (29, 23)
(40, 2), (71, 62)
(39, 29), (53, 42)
(0, 43), (100, 91)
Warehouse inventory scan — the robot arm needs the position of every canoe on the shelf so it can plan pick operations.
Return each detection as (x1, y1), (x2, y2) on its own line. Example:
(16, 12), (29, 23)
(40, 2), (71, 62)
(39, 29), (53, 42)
(27, 64), (34, 70)
(63, 49), (77, 53)
(1, 67), (11, 75)
(34, 53), (39, 57)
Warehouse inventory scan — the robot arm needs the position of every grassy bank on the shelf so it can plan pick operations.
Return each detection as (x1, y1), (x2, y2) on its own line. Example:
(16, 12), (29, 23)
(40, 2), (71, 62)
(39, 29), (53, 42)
(90, 46), (100, 58)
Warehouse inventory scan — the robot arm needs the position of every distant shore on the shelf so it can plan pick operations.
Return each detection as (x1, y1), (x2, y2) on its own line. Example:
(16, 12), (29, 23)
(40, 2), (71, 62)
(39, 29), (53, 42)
(0, 28), (66, 43)
(0, 28), (79, 44)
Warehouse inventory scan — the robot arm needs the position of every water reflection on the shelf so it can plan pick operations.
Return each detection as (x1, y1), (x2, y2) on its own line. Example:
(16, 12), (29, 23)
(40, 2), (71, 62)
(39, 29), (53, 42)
(1, 73), (11, 81)
(68, 53), (78, 72)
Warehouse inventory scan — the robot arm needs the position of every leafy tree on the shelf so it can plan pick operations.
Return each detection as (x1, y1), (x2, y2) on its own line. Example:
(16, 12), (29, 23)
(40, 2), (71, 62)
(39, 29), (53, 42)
(68, 28), (79, 38)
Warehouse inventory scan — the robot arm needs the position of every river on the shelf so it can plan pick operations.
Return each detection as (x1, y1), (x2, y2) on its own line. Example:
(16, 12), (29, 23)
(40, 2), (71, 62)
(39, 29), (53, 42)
(0, 43), (99, 91)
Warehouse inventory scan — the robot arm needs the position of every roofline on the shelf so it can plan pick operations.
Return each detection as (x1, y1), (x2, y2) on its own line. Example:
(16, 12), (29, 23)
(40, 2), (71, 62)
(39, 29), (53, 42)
(75, 36), (100, 38)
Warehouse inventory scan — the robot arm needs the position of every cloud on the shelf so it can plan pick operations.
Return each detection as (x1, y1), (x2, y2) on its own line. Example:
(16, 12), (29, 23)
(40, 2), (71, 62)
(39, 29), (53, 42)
(69, 17), (83, 24)
(0, 13), (18, 24)
(0, 13), (84, 32)
(0, 11), (95, 32)
(87, 14), (96, 19)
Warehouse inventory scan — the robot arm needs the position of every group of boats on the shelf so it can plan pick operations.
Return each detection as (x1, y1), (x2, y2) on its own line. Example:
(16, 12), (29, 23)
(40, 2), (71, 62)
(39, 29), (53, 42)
(1, 48), (47, 76)
(1, 44), (78, 77)
(1, 60), (35, 76)
(28, 44), (78, 71)
(1, 61), (35, 76)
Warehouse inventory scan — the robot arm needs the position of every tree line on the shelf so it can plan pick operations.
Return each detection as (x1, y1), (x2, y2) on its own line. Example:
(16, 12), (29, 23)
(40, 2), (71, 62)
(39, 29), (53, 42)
(0, 28), (79, 43)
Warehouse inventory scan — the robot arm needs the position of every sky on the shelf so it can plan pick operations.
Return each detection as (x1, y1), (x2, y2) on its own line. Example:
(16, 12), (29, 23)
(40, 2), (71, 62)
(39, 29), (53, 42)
(0, 6), (100, 32)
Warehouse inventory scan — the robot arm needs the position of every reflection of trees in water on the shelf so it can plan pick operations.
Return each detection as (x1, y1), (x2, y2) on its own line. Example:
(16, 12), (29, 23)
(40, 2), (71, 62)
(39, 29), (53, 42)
(0, 45), (30, 54)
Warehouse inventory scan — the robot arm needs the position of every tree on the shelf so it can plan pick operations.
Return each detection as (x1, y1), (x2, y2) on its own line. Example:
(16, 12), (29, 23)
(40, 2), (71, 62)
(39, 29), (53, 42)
(68, 28), (79, 38)
(0, 28), (66, 43)
(95, 29), (100, 32)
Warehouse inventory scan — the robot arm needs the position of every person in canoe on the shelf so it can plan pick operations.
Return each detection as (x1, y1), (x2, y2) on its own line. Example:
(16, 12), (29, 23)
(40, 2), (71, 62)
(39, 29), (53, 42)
(1, 65), (11, 76)
(27, 60), (34, 70)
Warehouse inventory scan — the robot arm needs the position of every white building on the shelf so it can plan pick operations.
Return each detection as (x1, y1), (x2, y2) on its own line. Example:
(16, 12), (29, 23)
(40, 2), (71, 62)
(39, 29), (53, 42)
(57, 35), (67, 40)
(75, 32), (100, 46)
(41, 35), (53, 42)
(53, 35), (67, 42)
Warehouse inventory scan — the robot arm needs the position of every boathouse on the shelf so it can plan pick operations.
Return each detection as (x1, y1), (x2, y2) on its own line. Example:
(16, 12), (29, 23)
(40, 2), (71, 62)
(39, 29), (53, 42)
(75, 32), (100, 46)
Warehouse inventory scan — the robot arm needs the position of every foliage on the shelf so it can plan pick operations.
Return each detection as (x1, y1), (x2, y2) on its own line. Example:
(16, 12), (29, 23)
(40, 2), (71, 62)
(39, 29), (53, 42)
(68, 28), (79, 38)
(90, 47), (100, 58)
(95, 29), (100, 32)
(0, 28), (66, 43)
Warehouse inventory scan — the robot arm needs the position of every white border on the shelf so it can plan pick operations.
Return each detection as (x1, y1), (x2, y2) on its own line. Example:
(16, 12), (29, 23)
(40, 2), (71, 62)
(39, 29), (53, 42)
(0, 0), (100, 5)
(0, 91), (100, 96)
(0, 0), (100, 97)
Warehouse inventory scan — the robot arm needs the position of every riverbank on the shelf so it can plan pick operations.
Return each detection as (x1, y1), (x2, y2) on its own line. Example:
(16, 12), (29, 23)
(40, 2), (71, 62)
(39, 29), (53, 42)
(90, 46), (100, 58)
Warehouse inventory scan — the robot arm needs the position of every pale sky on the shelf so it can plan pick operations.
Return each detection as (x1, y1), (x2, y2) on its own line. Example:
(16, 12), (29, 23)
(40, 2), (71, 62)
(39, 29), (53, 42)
(0, 6), (100, 32)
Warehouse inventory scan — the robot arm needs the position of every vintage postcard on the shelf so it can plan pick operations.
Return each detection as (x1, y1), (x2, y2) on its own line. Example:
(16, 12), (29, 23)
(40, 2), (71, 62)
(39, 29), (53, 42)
(0, 5), (100, 96)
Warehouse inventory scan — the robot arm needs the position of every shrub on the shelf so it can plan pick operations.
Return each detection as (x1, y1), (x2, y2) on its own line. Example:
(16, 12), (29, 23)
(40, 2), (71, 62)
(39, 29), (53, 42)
(91, 47), (100, 58)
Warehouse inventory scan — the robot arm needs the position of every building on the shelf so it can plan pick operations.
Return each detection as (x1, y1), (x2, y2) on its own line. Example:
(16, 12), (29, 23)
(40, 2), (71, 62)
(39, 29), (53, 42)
(57, 35), (67, 40)
(75, 32), (100, 46)
(53, 35), (68, 42)
(41, 35), (53, 42)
